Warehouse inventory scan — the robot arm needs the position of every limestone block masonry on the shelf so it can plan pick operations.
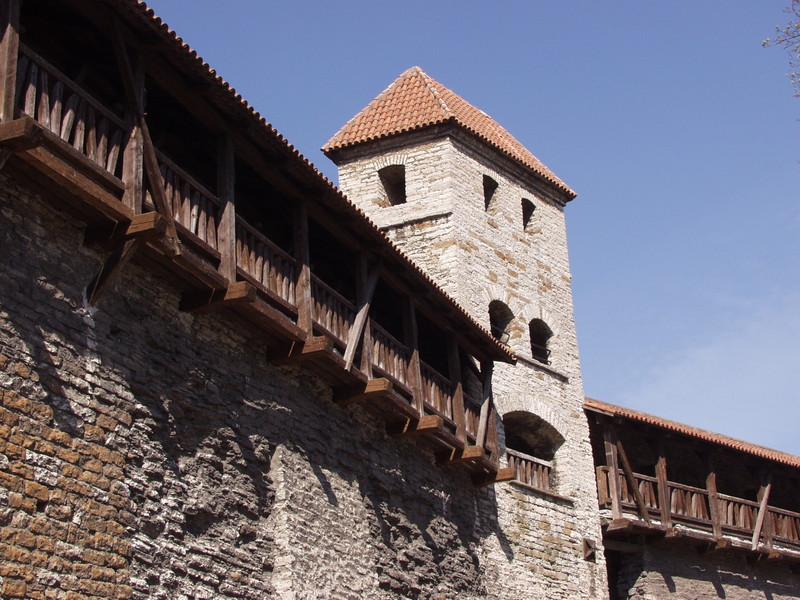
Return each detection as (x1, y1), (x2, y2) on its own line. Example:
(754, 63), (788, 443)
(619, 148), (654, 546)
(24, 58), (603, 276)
(334, 128), (608, 599)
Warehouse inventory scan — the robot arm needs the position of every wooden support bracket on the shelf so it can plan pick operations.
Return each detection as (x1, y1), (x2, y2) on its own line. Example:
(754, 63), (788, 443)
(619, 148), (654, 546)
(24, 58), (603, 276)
(437, 445), (486, 465)
(86, 212), (168, 305)
(0, 116), (43, 151)
(472, 467), (515, 487)
(387, 415), (443, 438)
(333, 378), (392, 405)
(180, 281), (257, 314)
(267, 336), (334, 365)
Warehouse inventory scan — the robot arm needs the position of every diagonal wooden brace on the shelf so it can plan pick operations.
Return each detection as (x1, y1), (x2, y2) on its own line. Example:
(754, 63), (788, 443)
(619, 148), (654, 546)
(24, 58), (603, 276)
(86, 212), (167, 305)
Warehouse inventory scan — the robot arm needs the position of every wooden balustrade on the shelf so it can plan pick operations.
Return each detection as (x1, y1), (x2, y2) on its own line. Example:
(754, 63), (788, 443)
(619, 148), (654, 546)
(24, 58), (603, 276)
(370, 322), (411, 391)
(16, 44), (125, 176)
(235, 216), (297, 306)
(506, 448), (552, 492)
(600, 468), (800, 547)
(419, 360), (454, 421)
(151, 149), (220, 250)
(463, 394), (481, 443)
(310, 275), (355, 347)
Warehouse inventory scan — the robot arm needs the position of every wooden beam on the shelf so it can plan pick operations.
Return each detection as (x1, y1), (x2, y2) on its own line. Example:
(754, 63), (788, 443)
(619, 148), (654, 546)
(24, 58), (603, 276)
(402, 296), (424, 417)
(751, 470), (773, 551)
(603, 423), (623, 521)
(438, 445), (485, 465)
(0, 115), (43, 151)
(267, 336), (333, 365)
(294, 201), (312, 334)
(447, 340), (467, 444)
(216, 133), (236, 281)
(179, 281), (256, 314)
(655, 438), (672, 528)
(475, 361), (493, 448)
(603, 539), (643, 554)
(333, 378), (392, 405)
(0, 0), (19, 123)
(86, 212), (167, 305)
(472, 467), (515, 487)
(110, 16), (180, 255)
(387, 415), (443, 438)
(120, 49), (143, 213)
(704, 453), (722, 539)
(614, 430), (651, 525)
(343, 263), (379, 370)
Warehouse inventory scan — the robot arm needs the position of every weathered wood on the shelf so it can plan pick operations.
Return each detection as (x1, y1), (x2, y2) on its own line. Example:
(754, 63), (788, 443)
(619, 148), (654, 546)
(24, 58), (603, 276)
(704, 454), (722, 539)
(614, 432), (651, 525)
(333, 378), (392, 405)
(475, 361), (493, 448)
(447, 339), (467, 443)
(472, 467), (515, 488)
(267, 336), (333, 365)
(387, 415), (443, 438)
(343, 264), (379, 370)
(216, 133), (236, 281)
(0, 115), (42, 151)
(121, 51), (143, 213)
(655, 438), (672, 528)
(110, 17), (180, 255)
(85, 213), (166, 305)
(752, 471), (773, 550)
(603, 424), (623, 521)
(179, 281), (257, 314)
(294, 201), (312, 334)
(0, 0), (19, 123)
(402, 297), (424, 416)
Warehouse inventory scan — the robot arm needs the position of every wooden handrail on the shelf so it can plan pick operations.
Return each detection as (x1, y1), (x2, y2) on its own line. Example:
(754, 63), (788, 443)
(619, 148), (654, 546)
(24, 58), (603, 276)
(154, 148), (220, 208)
(505, 448), (554, 469)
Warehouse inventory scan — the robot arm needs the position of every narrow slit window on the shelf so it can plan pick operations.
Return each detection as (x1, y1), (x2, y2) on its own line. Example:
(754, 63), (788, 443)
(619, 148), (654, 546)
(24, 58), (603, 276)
(378, 165), (406, 206)
(529, 319), (553, 364)
(483, 175), (498, 211)
(521, 198), (535, 230)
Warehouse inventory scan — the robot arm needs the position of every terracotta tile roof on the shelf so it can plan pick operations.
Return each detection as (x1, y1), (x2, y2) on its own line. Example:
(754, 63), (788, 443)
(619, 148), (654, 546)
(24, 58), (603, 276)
(110, 3), (515, 364)
(323, 67), (575, 199)
(584, 397), (800, 469)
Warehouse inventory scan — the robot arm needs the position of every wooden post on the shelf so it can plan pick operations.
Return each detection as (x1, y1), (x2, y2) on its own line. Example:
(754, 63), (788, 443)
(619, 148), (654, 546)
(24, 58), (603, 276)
(614, 429), (651, 525)
(0, 0), (20, 123)
(294, 201), (312, 335)
(343, 258), (379, 370)
(357, 257), (374, 378)
(121, 50), (144, 213)
(402, 297), (424, 416)
(475, 361), (493, 448)
(603, 423), (623, 521)
(216, 133), (236, 282)
(655, 438), (672, 528)
(447, 340), (467, 443)
(704, 453), (722, 540)
(752, 469), (773, 550)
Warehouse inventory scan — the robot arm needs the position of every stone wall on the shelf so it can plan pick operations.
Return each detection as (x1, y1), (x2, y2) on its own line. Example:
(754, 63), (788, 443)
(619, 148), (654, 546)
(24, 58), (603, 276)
(0, 168), (601, 598)
(610, 541), (800, 599)
(335, 129), (608, 599)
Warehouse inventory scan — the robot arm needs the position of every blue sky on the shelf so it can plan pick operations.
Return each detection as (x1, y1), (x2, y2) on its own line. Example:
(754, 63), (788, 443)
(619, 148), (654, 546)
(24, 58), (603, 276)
(147, 1), (800, 454)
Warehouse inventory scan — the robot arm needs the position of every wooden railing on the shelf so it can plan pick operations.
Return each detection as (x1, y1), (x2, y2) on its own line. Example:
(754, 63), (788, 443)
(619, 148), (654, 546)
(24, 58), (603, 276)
(311, 275), (355, 347)
(370, 322), (410, 392)
(16, 44), (126, 177)
(420, 360), (454, 422)
(599, 467), (800, 548)
(153, 150), (221, 251)
(507, 448), (552, 492)
(463, 393), (481, 443)
(235, 217), (297, 307)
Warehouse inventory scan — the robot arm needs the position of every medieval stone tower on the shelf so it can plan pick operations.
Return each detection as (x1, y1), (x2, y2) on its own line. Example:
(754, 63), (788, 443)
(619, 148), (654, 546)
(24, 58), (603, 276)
(324, 67), (607, 598)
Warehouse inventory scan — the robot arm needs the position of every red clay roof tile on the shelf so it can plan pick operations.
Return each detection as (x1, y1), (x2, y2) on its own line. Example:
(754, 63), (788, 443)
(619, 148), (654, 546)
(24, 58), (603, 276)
(323, 67), (575, 198)
(584, 397), (800, 469)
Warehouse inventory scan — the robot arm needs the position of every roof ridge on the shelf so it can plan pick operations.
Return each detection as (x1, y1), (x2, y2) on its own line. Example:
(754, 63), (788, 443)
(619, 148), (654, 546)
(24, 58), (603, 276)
(415, 67), (453, 118)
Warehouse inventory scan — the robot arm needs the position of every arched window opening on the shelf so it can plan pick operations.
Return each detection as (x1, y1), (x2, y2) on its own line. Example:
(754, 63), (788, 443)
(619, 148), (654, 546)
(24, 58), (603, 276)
(521, 198), (535, 230)
(529, 319), (552, 364)
(488, 301), (514, 345)
(483, 175), (498, 210)
(378, 165), (406, 206)
(503, 411), (565, 492)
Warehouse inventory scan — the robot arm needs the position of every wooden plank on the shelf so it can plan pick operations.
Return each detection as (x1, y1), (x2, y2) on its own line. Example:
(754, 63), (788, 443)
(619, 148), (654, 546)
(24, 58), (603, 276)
(475, 361), (493, 448)
(333, 377), (393, 405)
(472, 467), (515, 487)
(596, 466), (610, 505)
(704, 454), (722, 539)
(179, 281), (257, 314)
(613, 429), (651, 525)
(0, 115), (42, 151)
(120, 53), (143, 213)
(752, 471), (773, 551)
(402, 296), (424, 416)
(294, 201), (312, 334)
(655, 438), (672, 528)
(447, 339), (467, 443)
(0, 0), (19, 123)
(216, 133), (236, 281)
(267, 335), (333, 365)
(343, 262), (379, 370)
(387, 415), (443, 438)
(603, 424), (623, 521)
